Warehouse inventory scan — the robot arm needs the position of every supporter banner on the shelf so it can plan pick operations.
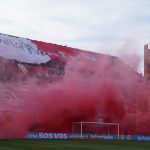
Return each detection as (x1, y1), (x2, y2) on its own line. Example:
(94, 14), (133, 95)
(28, 132), (150, 141)
(0, 33), (50, 64)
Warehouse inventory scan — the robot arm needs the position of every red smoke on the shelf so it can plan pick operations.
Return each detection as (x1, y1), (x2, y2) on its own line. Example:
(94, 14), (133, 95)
(0, 55), (150, 138)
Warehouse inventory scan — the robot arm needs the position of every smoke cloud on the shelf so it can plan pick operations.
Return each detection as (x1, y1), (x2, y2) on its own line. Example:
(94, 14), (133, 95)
(0, 53), (150, 138)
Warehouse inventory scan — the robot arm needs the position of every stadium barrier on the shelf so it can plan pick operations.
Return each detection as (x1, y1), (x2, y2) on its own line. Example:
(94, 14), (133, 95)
(28, 132), (150, 141)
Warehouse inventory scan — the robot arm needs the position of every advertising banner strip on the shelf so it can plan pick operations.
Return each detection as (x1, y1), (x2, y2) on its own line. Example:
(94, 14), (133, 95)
(28, 132), (150, 141)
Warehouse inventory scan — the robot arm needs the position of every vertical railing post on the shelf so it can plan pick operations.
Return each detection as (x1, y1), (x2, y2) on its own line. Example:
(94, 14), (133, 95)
(81, 122), (83, 139)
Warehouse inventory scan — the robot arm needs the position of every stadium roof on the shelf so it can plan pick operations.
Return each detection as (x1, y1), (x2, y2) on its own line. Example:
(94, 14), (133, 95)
(0, 33), (118, 65)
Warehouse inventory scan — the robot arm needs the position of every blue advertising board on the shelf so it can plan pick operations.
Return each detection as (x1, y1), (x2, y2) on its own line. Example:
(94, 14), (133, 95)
(28, 132), (118, 140)
(28, 132), (68, 139)
(28, 132), (150, 141)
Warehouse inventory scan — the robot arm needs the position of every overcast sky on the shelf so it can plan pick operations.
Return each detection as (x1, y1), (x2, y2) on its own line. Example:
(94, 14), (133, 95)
(0, 0), (150, 72)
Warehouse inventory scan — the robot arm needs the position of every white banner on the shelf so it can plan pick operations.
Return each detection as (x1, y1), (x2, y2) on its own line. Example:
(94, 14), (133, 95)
(0, 33), (50, 64)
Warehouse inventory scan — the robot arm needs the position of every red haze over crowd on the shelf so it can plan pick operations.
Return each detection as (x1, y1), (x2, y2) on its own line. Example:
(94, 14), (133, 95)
(0, 34), (150, 138)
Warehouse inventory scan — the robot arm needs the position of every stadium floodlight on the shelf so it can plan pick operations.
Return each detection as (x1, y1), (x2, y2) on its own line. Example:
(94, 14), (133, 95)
(72, 121), (120, 140)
